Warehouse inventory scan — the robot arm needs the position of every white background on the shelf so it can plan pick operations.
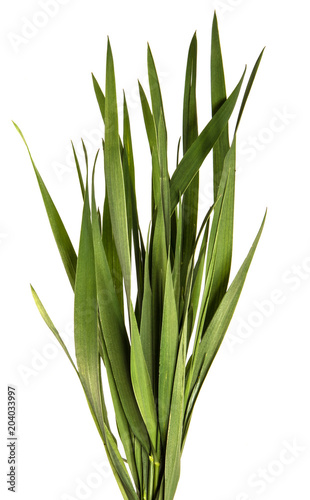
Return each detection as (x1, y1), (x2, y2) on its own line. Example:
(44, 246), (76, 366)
(1, 1), (309, 499)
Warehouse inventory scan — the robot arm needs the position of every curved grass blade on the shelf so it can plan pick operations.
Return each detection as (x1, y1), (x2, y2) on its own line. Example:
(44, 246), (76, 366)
(30, 287), (122, 477)
(235, 48), (265, 132)
(169, 69), (245, 213)
(92, 73), (106, 123)
(188, 211), (266, 408)
(203, 137), (236, 329)
(14, 122), (77, 290)
(30, 285), (78, 374)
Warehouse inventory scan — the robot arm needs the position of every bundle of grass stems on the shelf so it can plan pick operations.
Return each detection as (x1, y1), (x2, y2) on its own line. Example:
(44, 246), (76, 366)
(15, 13), (265, 500)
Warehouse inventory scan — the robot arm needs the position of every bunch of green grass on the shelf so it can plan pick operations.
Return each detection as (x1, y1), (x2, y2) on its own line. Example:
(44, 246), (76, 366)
(15, 14), (265, 500)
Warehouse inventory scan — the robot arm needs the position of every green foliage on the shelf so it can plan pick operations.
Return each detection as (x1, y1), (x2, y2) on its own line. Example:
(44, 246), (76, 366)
(15, 13), (265, 500)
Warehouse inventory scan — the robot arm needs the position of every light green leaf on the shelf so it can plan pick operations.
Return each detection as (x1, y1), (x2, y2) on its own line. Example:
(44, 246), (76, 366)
(30, 285), (77, 374)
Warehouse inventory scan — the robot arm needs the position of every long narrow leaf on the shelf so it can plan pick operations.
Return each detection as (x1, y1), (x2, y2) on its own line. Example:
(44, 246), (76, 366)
(189, 211), (266, 402)
(158, 259), (179, 446)
(130, 303), (159, 451)
(91, 174), (150, 451)
(164, 322), (186, 500)
(211, 13), (230, 199)
(169, 69), (245, 212)
(181, 32), (199, 293)
(105, 39), (131, 300)
(14, 122), (77, 290)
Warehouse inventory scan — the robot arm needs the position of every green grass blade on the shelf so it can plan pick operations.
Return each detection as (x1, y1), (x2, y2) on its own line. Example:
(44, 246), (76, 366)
(185, 164), (232, 401)
(164, 323), (186, 500)
(123, 93), (145, 319)
(105, 39), (131, 301)
(189, 211), (266, 407)
(71, 141), (85, 199)
(74, 173), (106, 437)
(91, 174), (150, 451)
(235, 48), (265, 132)
(99, 324), (140, 492)
(102, 193), (124, 317)
(138, 81), (157, 153)
(203, 137), (236, 329)
(31, 288), (118, 462)
(211, 12), (230, 199)
(188, 221), (209, 336)
(172, 199), (182, 313)
(157, 109), (171, 245)
(169, 69), (245, 212)
(14, 122), (77, 290)
(181, 33), (199, 292)
(151, 198), (168, 398)
(146, 46), (170, 240)
(30, 285), (78, 374)
(158, 259), (179, 445)
(130, 303), (158, 451)
(151, 148), (162, 216)
(182, 33), (198, 154)
(92, 73), (106, 123)
(140, 244), (154, 385)
(147, 44), (167, 134)
(103, 422), (138, 500)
